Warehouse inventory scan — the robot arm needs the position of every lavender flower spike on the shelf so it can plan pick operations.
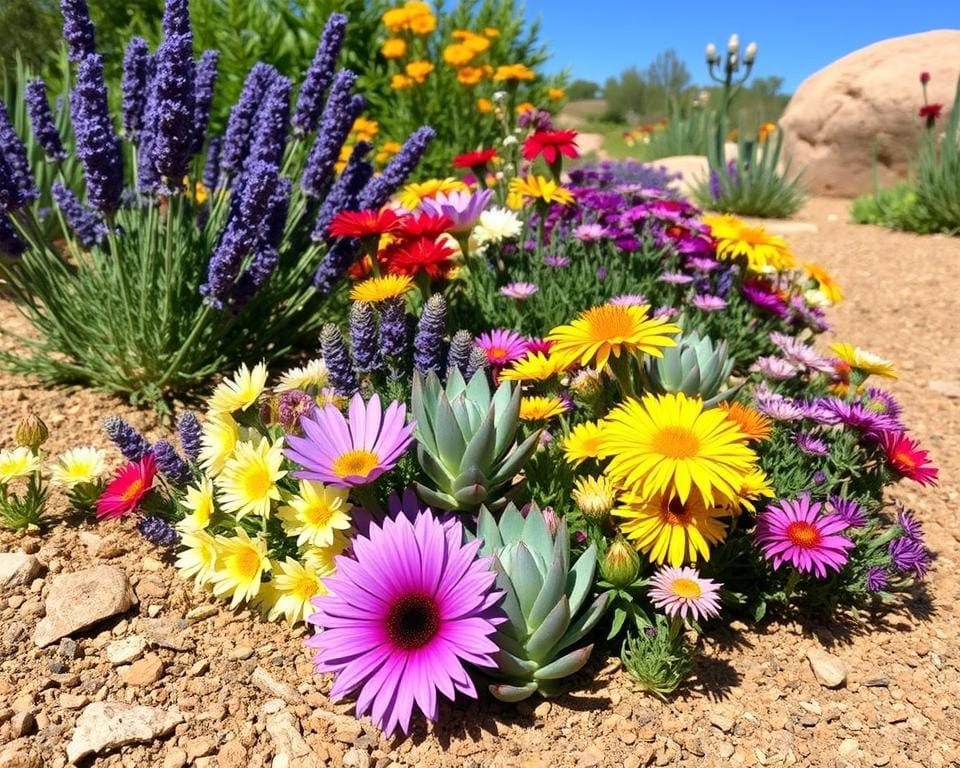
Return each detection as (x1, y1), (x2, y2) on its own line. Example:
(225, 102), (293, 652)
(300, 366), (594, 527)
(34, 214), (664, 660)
(446, 330), (473, 375)
(191, 50), (220, 154)
(202, 135), (221, 191)
(71, 55), (123, 213)
(358, 125), (435, 210)
(220, 63), (276, 176)
(311, 237), (360, 295)
(25, 80), (66, 161)
(0, 99), (39, 207)
(161, 0), (191, 37)
(232, 177), (291, 307)
(60, 0), (97, 62)
(311, 140), (373, 242)
(292, 12), (348, 136)
(320, 323), (358, 395)
(247, 75), (291, 171)
(137, 516), (180, 547)
(350, 301), (382, 374)
(121, 38), (150, 140)
(300, 69), (358, 198)
(176, 411), (203, 461)
(414, 294), (447, 375)
(153, 439), (191, 484)
(52, 182), (107, 247)
(151, 8), (196, 190)
(103, 415), (152, 461)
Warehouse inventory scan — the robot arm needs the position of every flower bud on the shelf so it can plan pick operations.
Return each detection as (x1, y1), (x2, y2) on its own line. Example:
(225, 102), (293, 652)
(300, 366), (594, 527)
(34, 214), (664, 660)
(572, 475), (616, 525)
(728, 54), (738, 69)
(705, 43), (717, 63)
(15, 413), (49, 450)
(727, 34), (740, 54)
(601, 536), (641, 588)
(920, 71), (931, 85)
(542, 506), (560, 536)
(744, 42), (757, 64)
(569, 368), (604, 398)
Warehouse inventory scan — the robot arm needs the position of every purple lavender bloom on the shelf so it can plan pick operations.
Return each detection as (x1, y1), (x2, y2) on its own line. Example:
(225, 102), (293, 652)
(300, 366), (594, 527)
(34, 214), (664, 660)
(311, 141), (374, 242)
(795, 431), (829, 457)
(311, 237), (360, 295)
(136, 516), (180, 548)
(812, 470), (827, 485)
(446, 330), (473, 375)
(220, 63), (276, 176)
(544, 254), (571, 268)
(419, 188), (492, 233)
(357, 125), (435, 210)
(500, 282), (538, 300)
(121, 38), (150, 140)
(754, 384), (804, 422)
(153, 439), (191, 484)
(691, 294), (727, 312)
(821, 398), (899, 438)
(60, 0), (97, 62)
(865, 566), (888, 592)
(25, 80), (66, 161)
(176, 411), (202, 462)
(0, 215), (26, 257)
(888, 536), (930, 578)
(71, 55), (123, 213)
(151, 25), (196, 190)
(350, 301), (382, 374)
(659, 271), (694, 285)
(0, 100), (39, 208)
(414, 294), (447, 375)
(232, 176), (290, 307)
(828, 495), (866, 528)
(464, 345), (488, 380)
(103, 415), (152, 461)
(378, 297), (409, 361)
(202, 135), (221, 191)
(596, 266), (608, 281)
(321, 322), (359, 395)
(752, 355), (798, 381)
(247, 74), (290, 171)
(191, 50), (220, 154)
(300, 70), (359, 198)
(292, 13), (348, 135)
(52, 182), (107, 248)
(742, 281), (789, 317)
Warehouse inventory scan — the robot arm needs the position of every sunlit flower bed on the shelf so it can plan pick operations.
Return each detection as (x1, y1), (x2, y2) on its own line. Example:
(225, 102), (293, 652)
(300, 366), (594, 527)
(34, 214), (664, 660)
(0, 0), (939, 742)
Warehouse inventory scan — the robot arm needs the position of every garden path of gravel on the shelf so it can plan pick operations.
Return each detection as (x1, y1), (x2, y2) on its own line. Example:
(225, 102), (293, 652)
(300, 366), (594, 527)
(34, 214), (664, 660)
(0, 197), (958, 768)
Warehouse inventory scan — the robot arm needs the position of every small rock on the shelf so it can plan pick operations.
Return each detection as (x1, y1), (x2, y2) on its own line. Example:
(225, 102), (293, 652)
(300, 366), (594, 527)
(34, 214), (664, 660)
(185, 605), (218, 623)
(135, 577), (167, 601)
(215, 742), (247, 768)
(77, 532), (104, 556)
(0, 553), (43, 589)
(33, 566), (137, 648)
(142, 557), (164, 572)
(0, 742), (40, 768)
(929, 380), (960, 399)
(138, 617), (193, 651)
(185, 735), (216, 761)
(105, 636), (147, 665)
(188, 660), (209, 677)
(162, 747), (187, 768)
(577, 745), (604, 767)
(838, 738), (860, 759)
(264, 708), (321, 768)
(333, 721), (364, 744)
(10, 712), (36, 738)
(708, 713), (735, 733)
(251, 666), (302, 705)
(806, 647), (847, 688)
(229, 645), (254, 661)
(343, 748), (371, 768)
(59, 694), (89, 710)
(120, 654), (165, 686)
(48, 661), (68, 674)
(147, 605), (162, 617)
(717, 743), (735, 759)
(57, 638), (80, 660)
(66, 702), (183, 764)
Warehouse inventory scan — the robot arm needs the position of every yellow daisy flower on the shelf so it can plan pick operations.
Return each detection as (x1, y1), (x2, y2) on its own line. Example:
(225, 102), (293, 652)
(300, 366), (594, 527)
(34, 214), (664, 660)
(208, 362), (268, 414)
(301, 536), (348, 575)
(731, 469), (776, 514)
(509, 175), (575, 207)
(175, 529), (219, 587)
(216, 437), (286, 520)
(275, 359), (329, 393)
(804, 263), (843, 305)
(614, 490), (730, 566)
(499, 351), (568, 382)
(519, 395), (570, 422)
(210, 529), (271, 608)
(0, 447), (40, 484)
(349, 274), (414, 303)
(277, 480), (352, 548)
(265, 557), (329, 626)
(399, 178), (468, 210)
(178, 477), (216, 532)
(198, 412), (242, 476)
(381, 37), (407, 59)
(599, 392), (758, 506)
(562, 421), (606, 466)
(572, 475), (616, 522)
(546, 303), (680, 370)
(704, 214), (796, 272)
(829, 342), (897, 380)
(493, 63), (536, 81)
(49, 447), (106, 487)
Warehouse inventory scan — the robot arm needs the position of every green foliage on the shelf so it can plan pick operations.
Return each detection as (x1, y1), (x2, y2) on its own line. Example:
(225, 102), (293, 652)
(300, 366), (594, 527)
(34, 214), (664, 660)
(567, 79), (600, 101)
(621, 615), (696, 699)
(913, 76), (960, 233)
(640, 104), (711, 160)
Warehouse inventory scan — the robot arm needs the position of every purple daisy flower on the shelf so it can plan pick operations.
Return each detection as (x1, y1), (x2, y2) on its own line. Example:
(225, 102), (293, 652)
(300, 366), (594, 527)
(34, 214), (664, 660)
(500, 282), (538, 300)
(864, 387), (902, 420)
(653, 306), (679, 319)
(658, 271), (695, 285)
(753, 356), (799, 381)
(306, 508), (502, 735)
(609, 293), (648, 307)
(691, 294), (727, 312)
(828, 495), (866, 528)
(420, 188), (492, 233)
(742, 282), (789, 317)
(769, 332), (833, 373)
(573, 222), (607, 241)
(686, 255), (721, 273)
(754, 384), (804, 422)
(822, 398), (900, 438)
(795, 432), (829, 457)
(895, 505), (923, 540)
(754, 494), (854, 578)
(285, 393), (415, 487)
(888, 536), (930, 578)
(544, 253), (571, 268)
(865, 566), (888, 592)
(801, 398), (837, 425)
(476, 329), (528, 368)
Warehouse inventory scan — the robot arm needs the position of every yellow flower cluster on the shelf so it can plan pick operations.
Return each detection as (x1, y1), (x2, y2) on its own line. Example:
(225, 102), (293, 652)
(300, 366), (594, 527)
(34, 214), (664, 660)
(703, 213), (796, 273)
(382, 1), (436, 35)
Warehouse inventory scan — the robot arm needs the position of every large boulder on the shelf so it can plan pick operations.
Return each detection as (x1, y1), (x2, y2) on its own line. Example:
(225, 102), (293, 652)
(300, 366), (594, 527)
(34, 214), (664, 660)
(780, 30), (960, 197)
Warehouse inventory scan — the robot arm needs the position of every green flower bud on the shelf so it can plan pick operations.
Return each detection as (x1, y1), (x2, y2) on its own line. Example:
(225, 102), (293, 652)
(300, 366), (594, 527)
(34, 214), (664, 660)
(601, 536), (641, 588)
(15, 414), (49, 451)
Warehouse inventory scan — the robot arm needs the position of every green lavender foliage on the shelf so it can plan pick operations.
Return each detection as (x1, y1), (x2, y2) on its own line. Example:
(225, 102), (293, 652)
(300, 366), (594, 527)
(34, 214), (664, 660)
(620, 615), (695, 699)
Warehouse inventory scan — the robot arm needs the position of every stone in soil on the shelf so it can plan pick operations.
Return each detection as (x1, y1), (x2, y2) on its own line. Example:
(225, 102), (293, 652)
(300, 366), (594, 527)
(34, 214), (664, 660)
(65, 702), (183, 764)
(105, 635), (147, 664)
(120, 653), (165, 686)
(0, 552), (43, 589)
(263, 702), (321, 768)
(251, 665), (302, 705)
(33, 565), (137, 648)
(138, 616), (194, 651)
(806, 647), (848, 688)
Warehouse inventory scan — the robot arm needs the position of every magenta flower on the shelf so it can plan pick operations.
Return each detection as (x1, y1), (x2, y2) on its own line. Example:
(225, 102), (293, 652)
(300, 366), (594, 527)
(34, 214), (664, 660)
(500, 282), (538, 300)
(573, 222), (607, 241)
(477, 329), (528, 367)
(752, 355), (798, 381)
(648, 566), (722, 622)
(420, 188), (493, 233)
(754, 494), (854, 578)
(768, 332), (833, 373)
(285, 393), (415, 487)
(306, 509), (503, 735)
(544, 253), (571, 268)
(691, 294), (727, 312)
(742, 281), (789, 317)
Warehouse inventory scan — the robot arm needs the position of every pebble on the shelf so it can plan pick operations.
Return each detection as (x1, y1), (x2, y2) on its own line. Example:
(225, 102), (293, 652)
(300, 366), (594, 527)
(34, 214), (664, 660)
(0, 553), (43, 589)
(105, 636), (147, 665)
(185, 605), (218, 623)
(57, 638), (80, 660)
(264, 706), (321, 768)
(59, 694), (89, 710)
(216, 742), (248, 768)
(185, 735), (217, 761)
(230, 645), (254, 660)
(10, 712), (36, 738)
(66, 702), (183, 764)
(120, 654), (165, 686)
(251, 666), (302, 705)
(138, 617), (194, 651)
(806, 647), (847, 688)
(162, 747), (187, 768)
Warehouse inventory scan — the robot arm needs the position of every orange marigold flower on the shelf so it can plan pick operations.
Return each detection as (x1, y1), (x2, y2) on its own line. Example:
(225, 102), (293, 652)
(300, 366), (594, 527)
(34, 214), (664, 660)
(476, 98), (493, 113)
(443, 43), (475, 67)
(494, 64), (536, 81)
(391, 74), (413, 90)
(457, 66), (485, 85)
(717, 401), (773, 442)
(381, 38), (407, 59)
(405, 60), (434, 84)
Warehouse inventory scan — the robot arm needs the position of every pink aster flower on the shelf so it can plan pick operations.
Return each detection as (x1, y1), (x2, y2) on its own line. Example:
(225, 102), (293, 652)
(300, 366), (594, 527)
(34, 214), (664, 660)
(285, 393), (415, 487)
(477, 329), (528, 367)
(573, 223), (607, 241)
(691, 294), (727, 312)
(752, 355), (799, 381)
(419, 188), (493, 233)
(658, 271), (695, 285)
(754, 494), (855, 578)
(306, 509), (503, 735)
(609, 293), (648, 307)
(500, 282), (538, 300)
(96, 454), (157, 520)
(648, 566), (722, 623)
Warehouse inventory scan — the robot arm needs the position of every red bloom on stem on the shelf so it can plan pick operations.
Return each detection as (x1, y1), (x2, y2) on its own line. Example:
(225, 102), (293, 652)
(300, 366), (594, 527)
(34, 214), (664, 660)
(387, 237), (457, 279)
(395, 212), (455, 241)
(329, 208), (405, 239)
(918, 103), (943, 121)
(96, 454), (157, 520)
(522, 130), (580, 164)
(453, 148), (498, 169)
(919, 71), (931, 85)
(880, 431), (939, 486)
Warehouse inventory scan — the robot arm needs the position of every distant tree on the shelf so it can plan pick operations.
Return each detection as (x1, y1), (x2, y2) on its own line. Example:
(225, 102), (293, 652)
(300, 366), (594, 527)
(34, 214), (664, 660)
(0, 0), (60, 74)
(645, 49), (690, 114)
(567, 78), (600, 100)
(603, 66), (647, 121)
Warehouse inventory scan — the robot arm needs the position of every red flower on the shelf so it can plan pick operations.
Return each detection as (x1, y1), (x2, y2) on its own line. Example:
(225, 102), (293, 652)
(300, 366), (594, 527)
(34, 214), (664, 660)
(453, 148), (498, 169)
(880, 431), (939, 486)
(96, 454), (157, 520)
(387, 237), (457, 279)
(329, 208), (405, 239)
(918, 103), (943, 121)
(920, 71), (931, 85)
(522, 130), (580, 164)
(395, 212), (455, 241)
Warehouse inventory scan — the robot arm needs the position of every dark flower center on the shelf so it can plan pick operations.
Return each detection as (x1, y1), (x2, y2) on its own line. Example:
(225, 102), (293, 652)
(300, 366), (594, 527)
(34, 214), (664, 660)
(386, 593), (440, 650)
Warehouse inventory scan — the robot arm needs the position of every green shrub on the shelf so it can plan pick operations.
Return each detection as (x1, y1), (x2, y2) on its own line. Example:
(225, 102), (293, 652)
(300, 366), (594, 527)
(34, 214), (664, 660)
(850, 183), (936, 233)
(914, 76), (960, 233)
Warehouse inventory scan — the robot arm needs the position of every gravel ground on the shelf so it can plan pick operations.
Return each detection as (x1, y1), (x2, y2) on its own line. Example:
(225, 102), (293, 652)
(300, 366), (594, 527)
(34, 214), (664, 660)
(0, 197), (958, 768)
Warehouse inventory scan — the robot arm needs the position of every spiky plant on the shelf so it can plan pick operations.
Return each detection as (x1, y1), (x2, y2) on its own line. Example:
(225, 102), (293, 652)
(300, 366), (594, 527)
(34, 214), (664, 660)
(640, 330), (737, 406)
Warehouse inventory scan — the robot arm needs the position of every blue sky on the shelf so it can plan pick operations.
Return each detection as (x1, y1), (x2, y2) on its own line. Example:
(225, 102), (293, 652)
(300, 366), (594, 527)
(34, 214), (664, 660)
(522, 1), (959, 92)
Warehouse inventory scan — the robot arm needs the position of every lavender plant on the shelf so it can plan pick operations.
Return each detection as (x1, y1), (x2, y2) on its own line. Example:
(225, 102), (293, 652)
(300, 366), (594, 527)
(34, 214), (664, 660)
(0, 2), (433, 408)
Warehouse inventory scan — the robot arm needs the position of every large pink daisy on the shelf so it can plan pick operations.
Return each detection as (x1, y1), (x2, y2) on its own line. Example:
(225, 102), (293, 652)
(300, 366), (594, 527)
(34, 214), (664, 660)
(754, 494), (854, 578)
